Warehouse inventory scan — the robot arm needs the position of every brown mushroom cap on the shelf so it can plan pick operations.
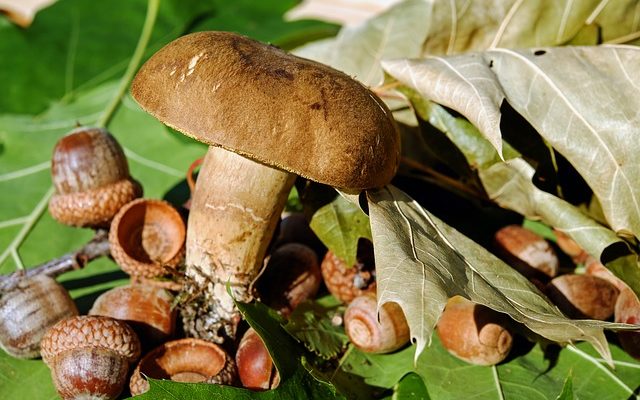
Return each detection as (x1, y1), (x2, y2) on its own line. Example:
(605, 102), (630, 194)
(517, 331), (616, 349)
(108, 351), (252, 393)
(40, 315), (141, 365)
(131, 31), (400, 190)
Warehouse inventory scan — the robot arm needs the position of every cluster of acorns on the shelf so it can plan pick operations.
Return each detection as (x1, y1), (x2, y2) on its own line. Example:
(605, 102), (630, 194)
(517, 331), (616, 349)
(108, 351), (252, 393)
(495, 224), (640, 360)
(0, 126), (407, 398)
(3, 126), (640, 399)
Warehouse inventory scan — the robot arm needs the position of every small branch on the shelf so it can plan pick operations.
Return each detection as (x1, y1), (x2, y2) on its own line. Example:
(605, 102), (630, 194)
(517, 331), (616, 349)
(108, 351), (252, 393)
(0, 230), (110, 291)
(400, 157), (486, 200)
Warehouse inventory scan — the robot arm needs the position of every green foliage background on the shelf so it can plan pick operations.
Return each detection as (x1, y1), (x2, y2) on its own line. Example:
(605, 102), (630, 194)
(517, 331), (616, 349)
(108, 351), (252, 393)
(1, 0), (640, 399)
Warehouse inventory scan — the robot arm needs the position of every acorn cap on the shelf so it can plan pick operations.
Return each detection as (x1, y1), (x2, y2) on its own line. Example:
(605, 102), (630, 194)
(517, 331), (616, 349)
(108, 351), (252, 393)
(321, 239), (376, 304)
(131, 31), (400, 190)
(129, 338), (236, 395)
(49, 127), (142, 228)
(88, 284), (176, 346)
(40, 315), (141, 365)
(109, 198), (186, 278)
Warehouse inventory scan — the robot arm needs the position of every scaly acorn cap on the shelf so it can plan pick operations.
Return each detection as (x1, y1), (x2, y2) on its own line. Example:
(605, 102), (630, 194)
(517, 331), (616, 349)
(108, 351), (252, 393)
(40, 315), (141, 365)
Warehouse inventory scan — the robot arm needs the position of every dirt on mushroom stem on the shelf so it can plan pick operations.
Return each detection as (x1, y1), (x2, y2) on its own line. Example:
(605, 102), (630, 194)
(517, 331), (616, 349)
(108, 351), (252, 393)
(180, 146), (295, 343)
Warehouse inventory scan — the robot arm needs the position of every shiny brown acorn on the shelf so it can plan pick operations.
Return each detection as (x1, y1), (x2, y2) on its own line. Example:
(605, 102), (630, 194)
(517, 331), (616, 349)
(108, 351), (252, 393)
(0, 275), (78, 359)
(129, 338), (236, 395)
(256, 243), (321, 316)
(344, 293), (410, 354)
(584, 258), (628, 292)
(553, 229), (589, 264)
(546, 274), (619, 320)
(236, 328), (280, 390)
(88, 284), (176, 348)
(41, 315), (141, 400)
(49, 126), (142, 228)
(437, 296), (513, 366)
(109, 198), (185, 278)
(495, 225), (559, 281)
(273, 212), (326, 259)
(321, 239), (376, 304)
(615, 287), (640, 359)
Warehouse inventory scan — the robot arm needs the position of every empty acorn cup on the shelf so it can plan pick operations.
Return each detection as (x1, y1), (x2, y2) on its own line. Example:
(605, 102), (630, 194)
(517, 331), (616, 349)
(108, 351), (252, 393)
(110, 198), (186, 278)
(129, 338), (237, 395)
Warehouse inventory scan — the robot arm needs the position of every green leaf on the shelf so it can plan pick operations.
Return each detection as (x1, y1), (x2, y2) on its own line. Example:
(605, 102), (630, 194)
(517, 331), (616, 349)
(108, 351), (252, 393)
(295, 0), (640, 88)
(415, 0), (640, 54)
(0, 0), (214, 115)
(383, 46), (640, 242)
(310, 194), (372, 266)
(391, 373), (430, 400)
(390, 58), (640, 295)
(555, 375), (574, 400)
(366, 185), (637, 364)
(134, 300), (344, 399)
(522, 220), (557, 243)
(284, 298), (349, 359)
(190, 0), (338, 50)
(294, 0), (431, 87)
(344, 336), (640, 400)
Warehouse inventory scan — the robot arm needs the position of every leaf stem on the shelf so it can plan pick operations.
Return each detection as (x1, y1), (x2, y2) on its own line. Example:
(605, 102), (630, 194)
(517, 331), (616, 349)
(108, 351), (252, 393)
(330, 344), (354, 381)
(96, 0), (159, 128)
(400, 156), (486, 200)
(0, 187), (54, 269)
(491, 366), (505, 400)
(544, 140), (564, 199)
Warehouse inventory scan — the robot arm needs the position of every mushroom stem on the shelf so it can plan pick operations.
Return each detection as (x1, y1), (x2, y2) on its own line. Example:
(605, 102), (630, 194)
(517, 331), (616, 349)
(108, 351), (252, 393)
(183, 146), (295, 342)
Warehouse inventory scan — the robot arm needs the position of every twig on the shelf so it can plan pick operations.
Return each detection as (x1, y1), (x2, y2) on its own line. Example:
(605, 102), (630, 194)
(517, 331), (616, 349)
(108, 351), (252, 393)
(0, 230), (110, 291)
(400, 156), (486, 200)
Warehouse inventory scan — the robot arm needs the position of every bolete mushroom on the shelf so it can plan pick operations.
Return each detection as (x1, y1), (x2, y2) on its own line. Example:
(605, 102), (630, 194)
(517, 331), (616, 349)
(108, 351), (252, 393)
(131, 31), (399, 342)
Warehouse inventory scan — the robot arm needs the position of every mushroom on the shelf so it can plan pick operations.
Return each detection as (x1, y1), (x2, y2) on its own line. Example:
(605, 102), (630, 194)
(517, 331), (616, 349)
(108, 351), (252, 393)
(131, 31), (399, 342)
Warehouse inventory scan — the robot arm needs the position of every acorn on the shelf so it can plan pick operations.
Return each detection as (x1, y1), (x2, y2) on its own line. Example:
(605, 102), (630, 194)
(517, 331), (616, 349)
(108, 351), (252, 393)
(129, 338), (237, 395)
(0, 274), (78, 359)
(49, 126), (142, 228)
(321, 239), (376, 304)
(273, 212), (326, 259)
(344, 293), (410, 354)
(553, 229), (589, 264)
(495, 225), (559, 281)
(256, 243), (321, 316)
(88, 284), (176, 348)
(41, 315), (141, 400)
(236, 328), (280, 390)
(436, 296), (513, 366)
(615, 287), (640, 359)
(546, 274), (619, 320)
(109, 198), (185, 278)
(584, 258), (628, 292)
